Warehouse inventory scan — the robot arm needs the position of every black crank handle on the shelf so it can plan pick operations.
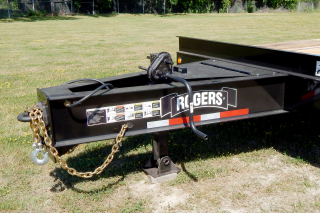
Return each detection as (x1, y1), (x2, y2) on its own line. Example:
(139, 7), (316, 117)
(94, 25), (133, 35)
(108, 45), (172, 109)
(17, 112), (31, 122)
(138, 66), (148, 71)
(165, 73), (208, 140)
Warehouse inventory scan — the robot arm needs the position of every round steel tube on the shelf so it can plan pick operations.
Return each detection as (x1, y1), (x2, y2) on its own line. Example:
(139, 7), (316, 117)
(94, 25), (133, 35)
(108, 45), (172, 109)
(166, 74), (208, 140)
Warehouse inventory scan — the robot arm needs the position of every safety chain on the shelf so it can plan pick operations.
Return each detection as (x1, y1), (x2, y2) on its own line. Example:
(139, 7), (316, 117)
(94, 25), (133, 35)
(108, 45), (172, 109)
(26, 105), (128, 178)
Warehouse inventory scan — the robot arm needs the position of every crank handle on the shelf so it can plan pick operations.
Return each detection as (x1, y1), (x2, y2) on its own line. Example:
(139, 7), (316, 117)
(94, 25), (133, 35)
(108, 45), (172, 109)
(138, 66), (148, 71)
(166, 73), (208, 140)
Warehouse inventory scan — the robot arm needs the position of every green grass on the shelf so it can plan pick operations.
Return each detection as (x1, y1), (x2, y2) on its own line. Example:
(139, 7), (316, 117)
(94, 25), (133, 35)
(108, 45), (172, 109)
(1, 13), (320, 212)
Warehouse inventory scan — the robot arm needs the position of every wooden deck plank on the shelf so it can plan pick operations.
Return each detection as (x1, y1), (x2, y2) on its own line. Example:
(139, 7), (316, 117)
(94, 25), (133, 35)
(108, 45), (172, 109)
(256, 39), (320, 55)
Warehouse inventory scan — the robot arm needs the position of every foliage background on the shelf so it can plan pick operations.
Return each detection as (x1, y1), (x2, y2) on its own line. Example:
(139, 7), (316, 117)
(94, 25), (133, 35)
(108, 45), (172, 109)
(1, 0), (320, 18)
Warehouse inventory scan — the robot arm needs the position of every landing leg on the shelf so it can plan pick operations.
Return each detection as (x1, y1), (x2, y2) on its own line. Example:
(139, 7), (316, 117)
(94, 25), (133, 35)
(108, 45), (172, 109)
(142, 131), (181, 183)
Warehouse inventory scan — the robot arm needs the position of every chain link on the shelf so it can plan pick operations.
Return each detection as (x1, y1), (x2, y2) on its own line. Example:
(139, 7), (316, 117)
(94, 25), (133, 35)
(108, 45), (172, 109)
(26, 105), (128, 178)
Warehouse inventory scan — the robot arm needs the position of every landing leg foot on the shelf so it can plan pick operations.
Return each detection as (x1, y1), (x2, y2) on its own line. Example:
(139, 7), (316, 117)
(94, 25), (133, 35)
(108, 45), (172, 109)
(142, 131), (181, 183)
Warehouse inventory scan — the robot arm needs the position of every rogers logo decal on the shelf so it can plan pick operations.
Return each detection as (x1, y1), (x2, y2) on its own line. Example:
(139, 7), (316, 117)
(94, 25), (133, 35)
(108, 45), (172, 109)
(160, 87), (237, 118)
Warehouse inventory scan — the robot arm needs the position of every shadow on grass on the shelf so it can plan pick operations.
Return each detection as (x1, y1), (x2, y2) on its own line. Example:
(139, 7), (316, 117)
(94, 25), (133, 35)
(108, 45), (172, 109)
(0, 15), (78, 22)
(50, 110), (320, 193)
(50, 133), (153, 193)
(181, 162), (198, 182)
(0, 12), (184, 22)
(0, 13), (119, 22)
(95, 13), (187, 17)
(91, 14), (118, 18)
(158, 13), (189, 17)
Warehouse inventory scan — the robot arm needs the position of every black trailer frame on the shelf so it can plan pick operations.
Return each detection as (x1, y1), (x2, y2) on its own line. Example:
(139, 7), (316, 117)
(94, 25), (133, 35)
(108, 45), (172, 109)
(18, 37), (320, 181)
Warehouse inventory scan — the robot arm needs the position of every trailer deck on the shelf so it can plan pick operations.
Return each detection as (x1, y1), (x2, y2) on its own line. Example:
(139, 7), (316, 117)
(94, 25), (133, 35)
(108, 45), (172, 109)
(257, 39), (320, 56)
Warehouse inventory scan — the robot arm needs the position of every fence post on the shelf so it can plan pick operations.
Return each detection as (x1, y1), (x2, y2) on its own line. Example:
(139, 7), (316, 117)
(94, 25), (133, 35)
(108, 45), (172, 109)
(32, 0), (34, 11)
(117, 0), (119, 13)
(142, 0), (144, 14)
(163, 0), (165, 13)
(51, 0), (54, 14)
(64, 0), (67, 14)
(312, 2), (314, 11)
(6, 0), (10, 18)
(71, 0), (73, 13)
(92, 0), (94, 14)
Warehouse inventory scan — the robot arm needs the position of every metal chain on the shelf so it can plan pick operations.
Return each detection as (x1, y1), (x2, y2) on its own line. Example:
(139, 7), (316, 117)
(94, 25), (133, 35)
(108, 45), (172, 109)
(26, 105), (128, 178)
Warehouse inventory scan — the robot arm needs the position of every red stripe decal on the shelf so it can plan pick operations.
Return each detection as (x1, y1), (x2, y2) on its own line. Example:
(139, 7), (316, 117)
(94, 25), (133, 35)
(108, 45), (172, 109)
(168, 109), (248, 126)
(301, 91), (315, 101)
(169, 115), (201, 125)
(220, 108), (249, 118)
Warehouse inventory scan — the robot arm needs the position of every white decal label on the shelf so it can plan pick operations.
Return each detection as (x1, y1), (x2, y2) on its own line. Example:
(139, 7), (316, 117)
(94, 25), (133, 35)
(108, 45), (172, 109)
(87, 101), (161, 126)
(86, 88), (238, 126)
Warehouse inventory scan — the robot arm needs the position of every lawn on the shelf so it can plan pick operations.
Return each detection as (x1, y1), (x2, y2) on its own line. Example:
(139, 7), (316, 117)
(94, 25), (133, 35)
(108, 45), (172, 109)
(1, 13), (320, 212)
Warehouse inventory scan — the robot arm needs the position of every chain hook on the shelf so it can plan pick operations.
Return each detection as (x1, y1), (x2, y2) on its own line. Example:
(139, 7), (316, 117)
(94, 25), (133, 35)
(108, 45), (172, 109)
(26, 105), (128, 178)
(30, 143), (49, 165)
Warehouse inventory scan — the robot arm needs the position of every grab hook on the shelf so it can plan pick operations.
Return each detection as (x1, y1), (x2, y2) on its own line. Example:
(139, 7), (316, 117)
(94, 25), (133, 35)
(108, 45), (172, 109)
(30, 144), (49, 165)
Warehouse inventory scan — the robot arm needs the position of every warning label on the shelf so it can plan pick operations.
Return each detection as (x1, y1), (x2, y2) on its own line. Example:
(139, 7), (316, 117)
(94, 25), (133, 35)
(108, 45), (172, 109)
(86, 109), (107, 126)
(87, 100), (161, 126)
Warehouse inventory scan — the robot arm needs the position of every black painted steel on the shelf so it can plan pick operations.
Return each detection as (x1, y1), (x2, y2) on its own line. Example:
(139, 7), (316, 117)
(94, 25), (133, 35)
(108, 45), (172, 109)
(173, 60), (249, 79)
(176, 37), (320, 112)
(36, 71), (285, 147)
(200, 61), (251, 75)
(53, 109), (288, 148)
(178, 36), (320, 79)
(17, 112), (31, 122)
(142, 131), (181, 178)
(19, 37), (320, 149)
(143, 51), (208, 140)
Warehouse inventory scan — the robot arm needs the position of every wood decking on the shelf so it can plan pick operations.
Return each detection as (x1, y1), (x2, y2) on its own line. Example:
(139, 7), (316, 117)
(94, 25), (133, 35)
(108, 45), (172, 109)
(256, 39), (320, 55)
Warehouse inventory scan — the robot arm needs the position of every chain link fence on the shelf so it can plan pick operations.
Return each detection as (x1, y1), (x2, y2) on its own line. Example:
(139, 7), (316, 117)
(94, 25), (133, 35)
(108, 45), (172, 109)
(227, 1), (247, 13)
(0, 0), (73, 18)
(221, 0), (320, 13)
(1, 0), (319, 19)
(227, 0), (320, 13)
(101, 0), (320, 14)
(297, 1), (319, 12)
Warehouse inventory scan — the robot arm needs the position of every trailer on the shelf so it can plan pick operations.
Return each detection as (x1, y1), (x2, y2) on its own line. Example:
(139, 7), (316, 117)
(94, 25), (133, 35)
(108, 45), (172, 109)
(18, 37), (320, 183)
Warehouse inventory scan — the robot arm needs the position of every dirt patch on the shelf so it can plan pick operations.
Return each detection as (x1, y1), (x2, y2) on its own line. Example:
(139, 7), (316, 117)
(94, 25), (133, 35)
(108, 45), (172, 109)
(129, 180), (190, 212)
(102, 152), (320, 212)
